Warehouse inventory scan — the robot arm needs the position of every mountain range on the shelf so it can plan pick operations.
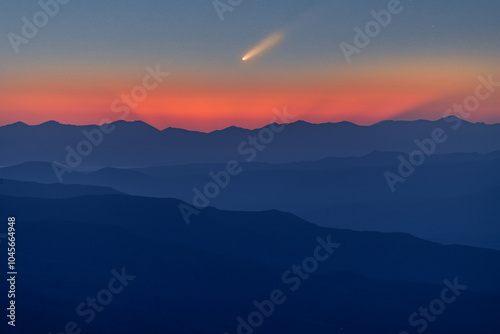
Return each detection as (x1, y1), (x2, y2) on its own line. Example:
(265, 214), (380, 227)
(2, 117), (500, 167)
(1, 117), (499, 333)
(1, 189), (499, 333)
(2, 149), (499, 249)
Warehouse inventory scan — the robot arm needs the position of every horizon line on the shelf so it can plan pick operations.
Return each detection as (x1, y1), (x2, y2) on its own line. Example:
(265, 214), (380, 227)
(0, 115), (492, 134)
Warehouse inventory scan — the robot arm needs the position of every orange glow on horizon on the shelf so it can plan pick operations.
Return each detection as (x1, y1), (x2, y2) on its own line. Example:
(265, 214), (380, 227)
(1, 58), (499, 131)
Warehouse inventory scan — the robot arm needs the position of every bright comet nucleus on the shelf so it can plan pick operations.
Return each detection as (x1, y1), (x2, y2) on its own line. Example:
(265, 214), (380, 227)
(242, 30), (285, 61)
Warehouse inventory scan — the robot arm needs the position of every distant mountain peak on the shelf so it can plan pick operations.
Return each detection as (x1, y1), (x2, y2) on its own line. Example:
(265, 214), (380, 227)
(161, 127), (203, 134)
(332, 120), (359, 127)
(440, 115), (471, 124)
(4, 121), (28, 128)
(210, 125), (250, 134)
(373, 117), (473, 126)
(290, 120), (313, 126)
(110, 120), (160, 131)
(40, 120), (62, 126)
(288, 120), (359, 128)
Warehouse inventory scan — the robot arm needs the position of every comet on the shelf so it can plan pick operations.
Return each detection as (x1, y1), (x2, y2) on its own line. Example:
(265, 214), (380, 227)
(241, 30), (285, 61)
(240, 3), (329, 62)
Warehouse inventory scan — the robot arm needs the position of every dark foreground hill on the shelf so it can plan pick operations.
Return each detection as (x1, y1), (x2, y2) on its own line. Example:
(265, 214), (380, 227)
(1, 193), (499, 333)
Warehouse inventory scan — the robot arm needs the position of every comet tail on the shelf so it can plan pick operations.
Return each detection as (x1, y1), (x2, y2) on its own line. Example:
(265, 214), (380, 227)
(242, 31), (285, 61)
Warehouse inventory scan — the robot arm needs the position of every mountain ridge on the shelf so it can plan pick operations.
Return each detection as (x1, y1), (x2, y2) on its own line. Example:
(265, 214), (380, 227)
(2, 117), (500, 167)
(0, 115), (482, 133)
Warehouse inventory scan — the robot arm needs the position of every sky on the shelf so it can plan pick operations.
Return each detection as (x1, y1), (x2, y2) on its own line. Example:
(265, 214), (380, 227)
(0, 0), (499, 131)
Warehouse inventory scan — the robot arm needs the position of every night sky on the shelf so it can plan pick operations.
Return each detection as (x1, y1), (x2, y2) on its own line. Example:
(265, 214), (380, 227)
(1, 0), (499, 131)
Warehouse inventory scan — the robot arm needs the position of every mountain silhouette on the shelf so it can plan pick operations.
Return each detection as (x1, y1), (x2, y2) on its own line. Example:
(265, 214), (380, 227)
(0, 178), (123, 198)
(2, 191), (499, 333)
(2, 117), (500, 167)
(3, 150), (499, 248)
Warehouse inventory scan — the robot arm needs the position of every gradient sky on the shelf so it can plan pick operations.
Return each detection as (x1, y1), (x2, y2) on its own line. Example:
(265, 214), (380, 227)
(1, 0), (500, 131)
